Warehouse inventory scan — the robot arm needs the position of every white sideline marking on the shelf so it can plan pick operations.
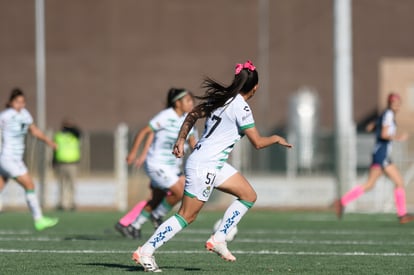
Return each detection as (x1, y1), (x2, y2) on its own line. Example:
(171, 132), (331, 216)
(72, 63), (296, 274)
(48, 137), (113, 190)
(2, 236), (414, 246)
(2, 229), (413, 236)
(1, 249), (414, 257)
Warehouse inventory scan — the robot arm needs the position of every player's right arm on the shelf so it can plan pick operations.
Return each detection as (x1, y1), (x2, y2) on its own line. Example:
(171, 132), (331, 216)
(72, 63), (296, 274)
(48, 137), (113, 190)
(173, 104), (207, 158)
(126, 125), (153, 166)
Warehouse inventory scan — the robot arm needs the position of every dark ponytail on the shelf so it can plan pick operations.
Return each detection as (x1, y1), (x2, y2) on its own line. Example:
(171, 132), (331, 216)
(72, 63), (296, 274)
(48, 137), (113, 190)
(6, 88), (25, 108)
(196, 64), (258, 116)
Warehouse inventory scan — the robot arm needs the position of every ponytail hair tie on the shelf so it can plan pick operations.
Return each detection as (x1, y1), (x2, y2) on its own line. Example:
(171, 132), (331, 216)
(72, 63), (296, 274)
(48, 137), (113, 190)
(387, 92), (400, 103)
(235, 60), (256, 75)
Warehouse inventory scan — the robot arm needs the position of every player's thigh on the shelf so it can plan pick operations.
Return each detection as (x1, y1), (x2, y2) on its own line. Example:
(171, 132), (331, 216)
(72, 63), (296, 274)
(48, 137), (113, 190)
(165, 176), (185, 205)
(216, 172), (257, 202)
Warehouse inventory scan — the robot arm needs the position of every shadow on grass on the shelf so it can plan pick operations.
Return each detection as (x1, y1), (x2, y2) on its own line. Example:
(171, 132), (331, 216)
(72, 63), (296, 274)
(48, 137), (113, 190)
(83, 263), (139, 272)
(63, 235), (105, 241)
(83, 263), (202, 272)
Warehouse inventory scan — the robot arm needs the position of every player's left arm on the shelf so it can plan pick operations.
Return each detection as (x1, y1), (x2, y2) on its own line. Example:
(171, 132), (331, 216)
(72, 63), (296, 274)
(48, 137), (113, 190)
(244, 126), (293, 149)
(29, 124), (57, 149)
(134, 130), (155, 168)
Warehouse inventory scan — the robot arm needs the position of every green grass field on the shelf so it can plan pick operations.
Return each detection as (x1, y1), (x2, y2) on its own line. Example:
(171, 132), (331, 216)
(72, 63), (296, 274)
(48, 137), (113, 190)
(1, 210), (414, 274)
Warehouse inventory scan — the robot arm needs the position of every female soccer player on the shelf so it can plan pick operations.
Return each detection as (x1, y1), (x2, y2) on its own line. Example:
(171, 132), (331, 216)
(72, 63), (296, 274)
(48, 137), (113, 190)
(115, 88), (197, 239)
(131, 61), (293, 272)
(0, 88), (58, 231)
(335, 93), (414, 224)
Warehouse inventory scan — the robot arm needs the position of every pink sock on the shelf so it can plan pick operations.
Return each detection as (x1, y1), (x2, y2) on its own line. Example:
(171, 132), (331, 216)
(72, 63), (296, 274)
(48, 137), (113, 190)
(394, 187), (407, 217)
(341, 185), (364, 206)
(119, 200), (147, 226)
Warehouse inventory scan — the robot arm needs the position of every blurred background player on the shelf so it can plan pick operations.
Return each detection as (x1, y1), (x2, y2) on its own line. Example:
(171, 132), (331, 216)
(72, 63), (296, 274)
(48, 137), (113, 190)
(115, 88), (197, 239)
(53, 118), (82, 211)
(0, 88), (58, 231)
(335, 93), (414, 224)
(131, 61), (293, 272)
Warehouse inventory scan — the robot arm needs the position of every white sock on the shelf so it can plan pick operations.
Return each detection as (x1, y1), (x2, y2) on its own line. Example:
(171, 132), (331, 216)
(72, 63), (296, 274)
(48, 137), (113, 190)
(214, 199), (251, 242)
(152, 198), (173, 219)
(131, 210), (150, 229)
(25, 191), (43, 220)
(140, 214), (188, 255)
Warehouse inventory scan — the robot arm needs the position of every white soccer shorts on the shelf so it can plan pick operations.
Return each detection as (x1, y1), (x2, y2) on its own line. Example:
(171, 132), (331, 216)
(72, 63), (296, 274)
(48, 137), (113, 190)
(184, 162), (237, 202)
(144, 162), (181, 190)
(0, 157), (28, 179)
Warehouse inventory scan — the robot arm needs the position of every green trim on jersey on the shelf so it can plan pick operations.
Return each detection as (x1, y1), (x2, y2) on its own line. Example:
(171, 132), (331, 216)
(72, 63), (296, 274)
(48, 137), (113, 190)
(184, 190), (196, 198)
(165, 128), (180, 134)
(240, 123), (255, 130)
(164, 160), (177, 165)
(148, 123), (156, 131)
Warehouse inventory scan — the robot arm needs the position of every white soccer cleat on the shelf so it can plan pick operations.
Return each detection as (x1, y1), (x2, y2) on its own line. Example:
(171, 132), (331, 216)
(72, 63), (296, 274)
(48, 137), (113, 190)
(132, 246), (162, 272)
(205, 235), (236, 262)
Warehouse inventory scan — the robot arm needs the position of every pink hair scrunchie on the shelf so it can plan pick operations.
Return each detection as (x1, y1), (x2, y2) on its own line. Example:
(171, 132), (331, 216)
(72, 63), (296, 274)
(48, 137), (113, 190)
(235, 60), (256, 75)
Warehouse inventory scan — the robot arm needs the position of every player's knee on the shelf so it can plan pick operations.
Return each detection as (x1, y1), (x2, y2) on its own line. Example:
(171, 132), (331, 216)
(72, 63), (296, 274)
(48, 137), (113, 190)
(241, 190), (257, 203)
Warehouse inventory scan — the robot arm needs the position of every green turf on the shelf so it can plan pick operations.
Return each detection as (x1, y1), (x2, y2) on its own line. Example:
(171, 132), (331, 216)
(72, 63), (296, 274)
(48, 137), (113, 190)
(1, 210), (414, 274)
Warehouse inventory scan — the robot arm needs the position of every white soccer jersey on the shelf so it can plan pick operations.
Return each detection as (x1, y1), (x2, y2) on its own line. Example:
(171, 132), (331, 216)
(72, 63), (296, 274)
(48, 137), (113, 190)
(382, 109), (397, 137)
(186, 93), (255, 170)
(0, 108), (33, 159)
(146, 108), (194, 167)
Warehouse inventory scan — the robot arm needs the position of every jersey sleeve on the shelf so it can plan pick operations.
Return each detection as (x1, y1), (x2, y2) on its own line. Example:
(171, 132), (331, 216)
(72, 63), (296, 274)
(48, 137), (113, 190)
(234, 100), (255, 131)
(382, 110), (394, 127)
(0, 112), (5, 128)
(21, 109), (34, 125)
(148, 111), (166, 131)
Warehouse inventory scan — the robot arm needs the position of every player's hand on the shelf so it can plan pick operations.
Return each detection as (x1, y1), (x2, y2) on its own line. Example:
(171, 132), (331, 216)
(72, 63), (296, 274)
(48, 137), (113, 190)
(134, 155), (146, 168)
(126, 153), (135, 165)
(172, 139), (185, 158)
(396, 132), (409, 142)
(277, 137), (293, 148)
(48, 141), (58, 150)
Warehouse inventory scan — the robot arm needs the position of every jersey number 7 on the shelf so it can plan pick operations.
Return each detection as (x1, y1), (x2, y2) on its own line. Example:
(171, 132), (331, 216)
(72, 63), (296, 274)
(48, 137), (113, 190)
(205, 115), (222, 138)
